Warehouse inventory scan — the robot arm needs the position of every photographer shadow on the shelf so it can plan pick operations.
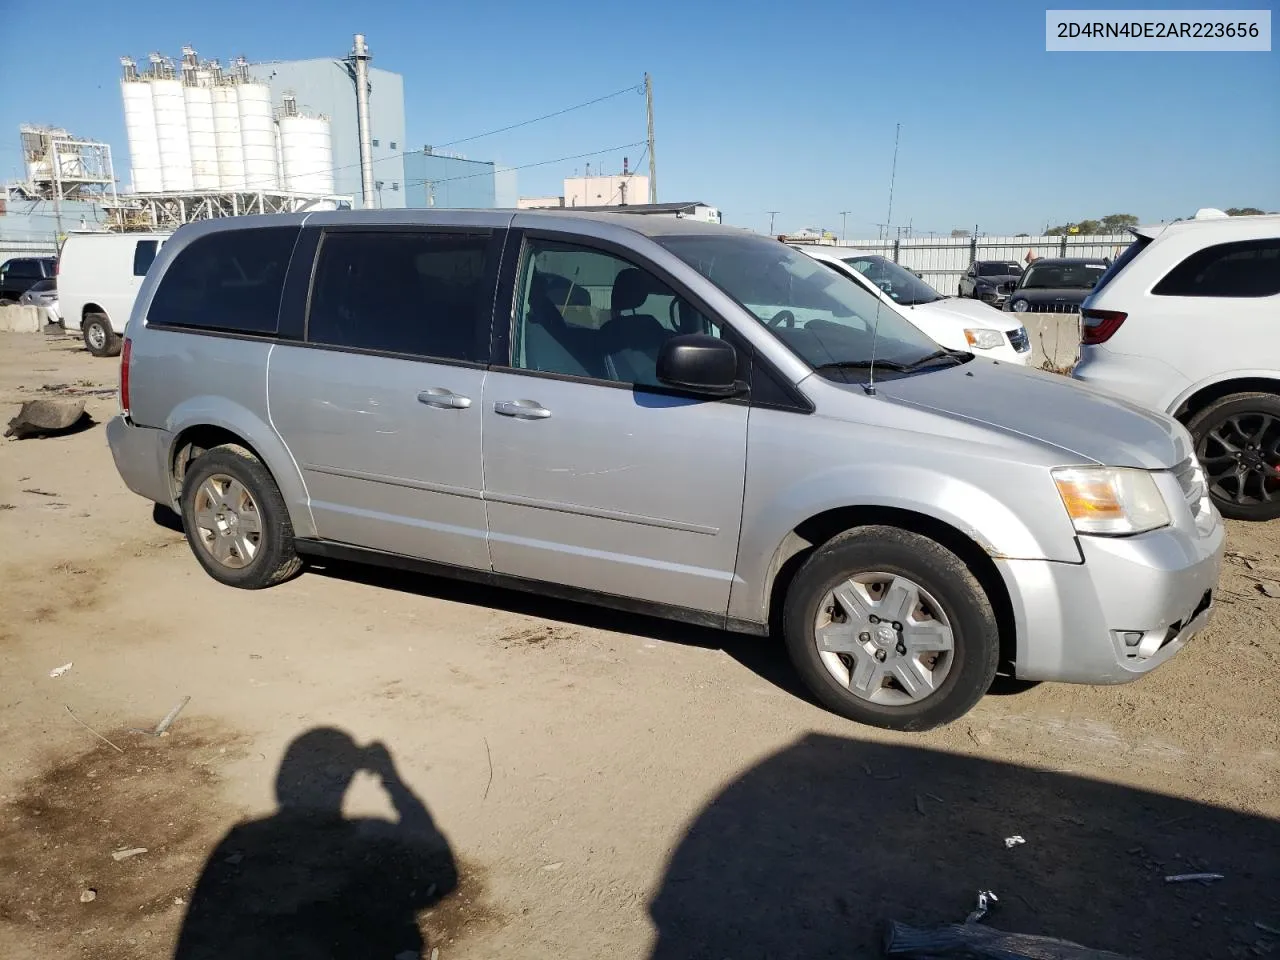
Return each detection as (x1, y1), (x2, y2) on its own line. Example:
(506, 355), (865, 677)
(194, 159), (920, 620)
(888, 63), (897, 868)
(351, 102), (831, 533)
(173, 727), (458, 960)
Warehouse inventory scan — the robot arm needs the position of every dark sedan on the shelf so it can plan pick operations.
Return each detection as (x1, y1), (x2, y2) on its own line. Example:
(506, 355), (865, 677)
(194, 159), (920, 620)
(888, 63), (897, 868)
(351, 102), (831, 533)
(1003, 258), (1108, 314)
(958, 260), (1023, 306)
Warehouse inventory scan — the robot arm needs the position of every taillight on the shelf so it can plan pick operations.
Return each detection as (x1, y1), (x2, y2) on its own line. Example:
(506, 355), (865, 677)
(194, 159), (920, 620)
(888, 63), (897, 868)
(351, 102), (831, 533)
(1081, 308), (1127, 345)
(120, 338), (132, 417)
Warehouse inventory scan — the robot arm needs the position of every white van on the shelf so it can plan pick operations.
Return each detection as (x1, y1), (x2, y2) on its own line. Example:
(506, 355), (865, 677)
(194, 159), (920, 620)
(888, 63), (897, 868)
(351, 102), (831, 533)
(57, 231), (171, 357)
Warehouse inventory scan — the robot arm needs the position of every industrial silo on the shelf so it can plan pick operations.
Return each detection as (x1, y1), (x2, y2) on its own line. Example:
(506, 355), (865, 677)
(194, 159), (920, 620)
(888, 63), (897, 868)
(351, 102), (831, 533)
(237, 79), (279, 191)
(120, 59), (162, 193)
(184, 80), (219, 191)
(278, 96), (334, 196)
(152, 68), (194, 192)
(212, 83), (246, 190)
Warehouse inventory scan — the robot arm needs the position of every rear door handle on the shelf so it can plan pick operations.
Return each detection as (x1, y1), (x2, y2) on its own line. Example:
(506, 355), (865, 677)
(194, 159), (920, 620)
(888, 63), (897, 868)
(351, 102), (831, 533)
(494, 399), (551, 420)
(417, 388), (471, 410)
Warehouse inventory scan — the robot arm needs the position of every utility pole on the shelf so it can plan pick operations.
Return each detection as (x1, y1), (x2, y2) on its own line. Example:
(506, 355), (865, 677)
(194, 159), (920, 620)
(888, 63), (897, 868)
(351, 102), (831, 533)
(347, 33), (376, 209)
(839, 210), (850, 244)
(767, 211), (780, 235)
(644, 73), (657, 204)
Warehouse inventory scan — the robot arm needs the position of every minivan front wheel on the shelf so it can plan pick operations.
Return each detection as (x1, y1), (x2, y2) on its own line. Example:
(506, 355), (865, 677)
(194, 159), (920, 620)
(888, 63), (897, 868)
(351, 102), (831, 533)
(179, 444), (303, 589)
(1185, 392), (1280, 521)
(783, 526), (999, 731)
(82, 313), (120, 358)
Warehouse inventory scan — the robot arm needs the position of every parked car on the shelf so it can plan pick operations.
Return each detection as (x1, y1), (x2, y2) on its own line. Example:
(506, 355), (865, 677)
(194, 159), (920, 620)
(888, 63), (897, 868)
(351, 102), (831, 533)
(958, 260), (1023, 306)
(796, 246), (1031, 364)
(1003, 258), (1108, 314)
(0, 256), (56, 304)
(106, 211), (1222, 731)
(57, 231), (170, 357)
(1072, 211), (1280, 521)
(17, 277), (60, 323)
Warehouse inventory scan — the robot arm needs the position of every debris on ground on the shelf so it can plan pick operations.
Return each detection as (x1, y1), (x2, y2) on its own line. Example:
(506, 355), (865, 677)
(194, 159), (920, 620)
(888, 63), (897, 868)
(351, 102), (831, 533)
(79, 888), (96, 903)
(130, 696), (192, 737)
(22, 487), (59, 497)
(5, 398), (91, 439)
(884, 888), (1139, 958)
(1004, 835), (1026, 849)
(48, 662), (73, 679)
(111, 847), (148, 862)
(1165, 872), (1224, 883)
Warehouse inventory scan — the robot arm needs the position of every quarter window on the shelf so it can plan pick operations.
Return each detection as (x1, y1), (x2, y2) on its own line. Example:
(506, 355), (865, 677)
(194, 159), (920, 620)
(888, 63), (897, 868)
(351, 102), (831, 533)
(133, 240), (159, 277)
(510, 239), (719, 387)
(307, 230), (491, 362)
(148, 226), (298, 334)
(1152, 239), (1280, 298)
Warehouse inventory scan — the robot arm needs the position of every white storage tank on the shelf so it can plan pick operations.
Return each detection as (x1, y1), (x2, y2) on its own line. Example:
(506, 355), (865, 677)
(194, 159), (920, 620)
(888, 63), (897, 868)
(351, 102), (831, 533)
(279, 114), (334, 196)
(237, 83), (278, 191)
(121, 78), (163, 193)
(184, 82), (219, 191)
(152, 77), (194, 192)
(212, 85), (245, 190)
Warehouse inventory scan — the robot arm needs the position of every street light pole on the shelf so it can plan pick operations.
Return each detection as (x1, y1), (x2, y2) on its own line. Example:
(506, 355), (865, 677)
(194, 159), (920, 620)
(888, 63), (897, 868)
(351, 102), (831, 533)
(839, 210), (850, 244)
(767, 211), (780, 235)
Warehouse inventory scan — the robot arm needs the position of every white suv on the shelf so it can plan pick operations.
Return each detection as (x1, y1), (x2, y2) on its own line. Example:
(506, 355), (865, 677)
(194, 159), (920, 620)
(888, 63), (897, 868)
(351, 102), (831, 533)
(1072, 210), (1280, 521)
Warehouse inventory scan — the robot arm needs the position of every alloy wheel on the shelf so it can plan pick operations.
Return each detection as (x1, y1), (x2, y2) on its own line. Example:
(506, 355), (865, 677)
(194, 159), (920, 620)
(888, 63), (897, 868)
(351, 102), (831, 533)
(1196, 411), (1280, 508)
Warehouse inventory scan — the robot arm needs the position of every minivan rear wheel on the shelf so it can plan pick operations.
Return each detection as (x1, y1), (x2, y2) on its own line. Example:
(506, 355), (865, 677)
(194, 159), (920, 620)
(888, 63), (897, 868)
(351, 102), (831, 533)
(82, 313), (120, 358)
(782, 525), (999, 731)
(1185, 392), (1280, 521)
(179, 444), (303, 589)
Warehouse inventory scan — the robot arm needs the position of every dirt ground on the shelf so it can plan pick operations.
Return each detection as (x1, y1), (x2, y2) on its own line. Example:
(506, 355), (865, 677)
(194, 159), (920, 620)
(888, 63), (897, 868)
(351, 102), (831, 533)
(1, 331), (1277, 960)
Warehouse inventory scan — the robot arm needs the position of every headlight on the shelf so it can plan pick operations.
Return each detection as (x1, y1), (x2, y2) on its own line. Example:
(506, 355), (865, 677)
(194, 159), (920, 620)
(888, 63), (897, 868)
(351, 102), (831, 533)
(1011, 299), (1029, 312)
(964, 328), (1005, 350)
(1052, 466), (1171, 535)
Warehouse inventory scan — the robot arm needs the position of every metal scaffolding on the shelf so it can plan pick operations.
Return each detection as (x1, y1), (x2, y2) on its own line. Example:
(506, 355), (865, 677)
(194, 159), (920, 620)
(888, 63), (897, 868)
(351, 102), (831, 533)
(101, 189), (352, 231)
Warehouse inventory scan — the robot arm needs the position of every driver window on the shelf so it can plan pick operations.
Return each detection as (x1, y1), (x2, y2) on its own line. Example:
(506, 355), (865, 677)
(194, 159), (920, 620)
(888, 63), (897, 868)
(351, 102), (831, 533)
(511, 239), (719, 388)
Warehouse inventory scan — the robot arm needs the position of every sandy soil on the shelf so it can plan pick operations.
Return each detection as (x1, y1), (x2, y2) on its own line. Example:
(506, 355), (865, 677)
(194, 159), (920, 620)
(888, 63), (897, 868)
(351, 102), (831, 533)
(1, 332), (1277, 960)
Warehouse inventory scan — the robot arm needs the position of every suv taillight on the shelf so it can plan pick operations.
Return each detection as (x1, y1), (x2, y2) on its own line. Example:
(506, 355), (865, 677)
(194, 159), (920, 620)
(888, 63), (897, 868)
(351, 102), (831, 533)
(120, 338), (132, 417)
(1081, 308), (1127, 345)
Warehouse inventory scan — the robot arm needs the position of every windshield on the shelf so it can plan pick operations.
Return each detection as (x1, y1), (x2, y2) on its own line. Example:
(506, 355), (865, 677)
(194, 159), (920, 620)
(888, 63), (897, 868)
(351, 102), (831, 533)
(1019, 262), (1107, 290)
(657, 235), (954, 381)
(977, 262), (1020, 277)
(841, 255), (942, 305)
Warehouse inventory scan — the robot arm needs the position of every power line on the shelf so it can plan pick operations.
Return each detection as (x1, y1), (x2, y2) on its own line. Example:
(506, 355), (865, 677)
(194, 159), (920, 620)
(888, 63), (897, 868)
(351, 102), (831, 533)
(404, 140), (646, 188)
(433, 82), (643, 149)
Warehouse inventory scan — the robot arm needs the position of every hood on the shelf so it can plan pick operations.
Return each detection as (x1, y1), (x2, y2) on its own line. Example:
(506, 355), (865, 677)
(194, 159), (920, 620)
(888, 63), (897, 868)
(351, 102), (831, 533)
(912, 296), (1021, 328)
(973, 273), (1020, 286)
(876, 360), (1191, 469)
(1008, 287), (1092, 305)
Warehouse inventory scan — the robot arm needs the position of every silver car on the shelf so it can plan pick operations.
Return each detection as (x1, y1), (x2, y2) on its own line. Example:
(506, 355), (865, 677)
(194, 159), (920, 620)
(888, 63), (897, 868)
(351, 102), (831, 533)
(104, 211), (1224, 731)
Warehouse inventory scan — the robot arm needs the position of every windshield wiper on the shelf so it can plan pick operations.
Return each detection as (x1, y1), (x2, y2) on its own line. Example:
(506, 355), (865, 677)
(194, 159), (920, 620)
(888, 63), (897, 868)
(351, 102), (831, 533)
(813, 359), (911, 373)
(902, 348), (966, 370)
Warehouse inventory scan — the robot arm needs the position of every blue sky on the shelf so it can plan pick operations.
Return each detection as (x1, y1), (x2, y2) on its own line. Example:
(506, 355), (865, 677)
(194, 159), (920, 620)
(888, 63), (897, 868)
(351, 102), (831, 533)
(1, 0), (1275, 236)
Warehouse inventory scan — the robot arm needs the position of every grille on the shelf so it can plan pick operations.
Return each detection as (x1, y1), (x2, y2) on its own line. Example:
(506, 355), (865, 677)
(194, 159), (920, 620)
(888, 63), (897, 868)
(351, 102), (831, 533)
(1006, 327), (1030, 353)
(998, 281), (1017, 295)
(1020, 301), (1080, 314)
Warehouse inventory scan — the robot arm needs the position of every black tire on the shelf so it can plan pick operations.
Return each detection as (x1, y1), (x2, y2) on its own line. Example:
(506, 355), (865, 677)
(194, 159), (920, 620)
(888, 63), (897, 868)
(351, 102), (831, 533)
(82, 313), (120, 358)
(957, 284), (965, 297)
(179, 444), (303, 589)
(782, 525), (999, 731)
(0, 297), (15, 306)
(1184, 391), (1280, 521)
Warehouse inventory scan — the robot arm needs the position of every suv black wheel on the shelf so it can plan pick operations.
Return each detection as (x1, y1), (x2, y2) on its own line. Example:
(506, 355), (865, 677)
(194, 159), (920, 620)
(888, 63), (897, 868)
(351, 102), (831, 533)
(179, 444), (303, 589)
(1185, 392), (1280, 521)
(82, 313), (120, 358)
(782, 525), (999, 731)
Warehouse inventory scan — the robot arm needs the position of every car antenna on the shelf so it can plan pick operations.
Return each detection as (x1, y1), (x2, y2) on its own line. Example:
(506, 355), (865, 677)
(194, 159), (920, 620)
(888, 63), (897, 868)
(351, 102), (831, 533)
(866, 122), (900, 397)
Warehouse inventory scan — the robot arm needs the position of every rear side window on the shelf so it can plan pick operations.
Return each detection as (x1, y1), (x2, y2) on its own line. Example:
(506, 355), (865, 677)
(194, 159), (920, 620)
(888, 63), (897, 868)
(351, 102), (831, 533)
(306, 230), (492, 362)
(6, 259), (42, 280)
(1152, 238), (1280, 298)
(133, 240), (159, 276)
(148, 227), (298, 334)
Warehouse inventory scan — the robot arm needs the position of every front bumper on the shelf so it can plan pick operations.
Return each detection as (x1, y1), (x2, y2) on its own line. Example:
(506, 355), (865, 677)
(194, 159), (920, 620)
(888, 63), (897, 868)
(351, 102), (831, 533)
(998, 515), (1224, 684)
(976, 289), (1008, 308)
(106, 415), (175, 508)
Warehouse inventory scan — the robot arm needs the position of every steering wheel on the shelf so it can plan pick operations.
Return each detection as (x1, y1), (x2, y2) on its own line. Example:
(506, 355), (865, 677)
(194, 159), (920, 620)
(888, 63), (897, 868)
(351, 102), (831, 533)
(767, 309), (796, 329)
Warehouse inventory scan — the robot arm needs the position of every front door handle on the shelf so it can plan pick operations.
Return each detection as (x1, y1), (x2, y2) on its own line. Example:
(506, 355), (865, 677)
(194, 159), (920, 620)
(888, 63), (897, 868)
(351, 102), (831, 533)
(494, 399), (551, 420)
(417, 388), (472, 409)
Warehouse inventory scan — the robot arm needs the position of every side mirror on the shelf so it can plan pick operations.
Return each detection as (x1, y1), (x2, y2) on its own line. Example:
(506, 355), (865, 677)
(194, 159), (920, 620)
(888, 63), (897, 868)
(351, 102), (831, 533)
(657, 334), (743, 397)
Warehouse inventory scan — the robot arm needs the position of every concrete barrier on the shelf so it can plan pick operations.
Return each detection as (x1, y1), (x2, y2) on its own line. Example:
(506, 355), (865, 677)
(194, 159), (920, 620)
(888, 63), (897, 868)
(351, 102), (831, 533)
(0, 305), (43, 333)
(1025, 313), (1081, 372)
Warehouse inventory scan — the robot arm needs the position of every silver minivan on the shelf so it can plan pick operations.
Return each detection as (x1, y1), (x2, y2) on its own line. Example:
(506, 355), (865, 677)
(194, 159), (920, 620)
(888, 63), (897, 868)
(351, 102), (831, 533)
(105, 210), (1224, 730)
